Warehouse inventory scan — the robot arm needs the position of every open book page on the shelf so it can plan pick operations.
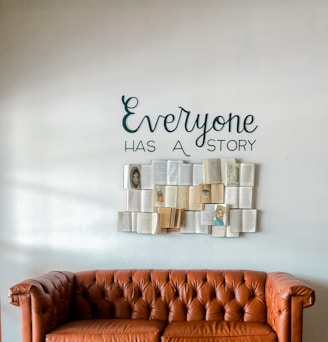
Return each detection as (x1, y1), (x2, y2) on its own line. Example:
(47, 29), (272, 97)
(123, 164), (142, 189)
(136, 212), (159, 234)
(176, 186), (189, 209)
(225, 186), (253, 208)
(153, 185), (167, 208)
(158, 208), (185, 229)
(212, 226), (226, 237)
(140, 164), (152, 189)
(229, 209), (242, 232)
(198, 184), (211, 203)
(164, 186), (178, 207)
(153, 185), (178, 208)
(211, 183), (225, 203)
(224, 187), (240, 208)
(192, 163), (203, 185)
(117, 211), (132, 232)
(240, 163), (255, 186)
(131, 212), (138, 232)
(199, 184), (224, 204)
(126, 189), (141, 211)
(124, 164), (153, 190)
(213, 204), (228, 227)
(174, 208), (185, 228)
(167, 160), (183, 185)
(229, 209), (257, 233)
(158, 207), (172, 228)
(140, 189), (153, 212)
(203, 159), (221, 184)
(180, 211), (209, 234)
(178, 163), (193, 185)
(188, 186), (203, 210)
(242, 209), (257, 232)
(151, 160), (168, 185)
(201, 204), (217, 225)
(226, 163), (241, 186)
(226, 226), (240, 237)
(220, 158), (236, 185)
(239, 187), (253, 208)
(126, 189), (153, 212)
(226, 162), (255, 186)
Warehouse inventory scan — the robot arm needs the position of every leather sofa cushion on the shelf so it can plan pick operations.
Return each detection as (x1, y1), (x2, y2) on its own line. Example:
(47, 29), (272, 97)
(72, 269), (268, 323)
(46, 319), (166, 342)
(162, 321), (278, 342)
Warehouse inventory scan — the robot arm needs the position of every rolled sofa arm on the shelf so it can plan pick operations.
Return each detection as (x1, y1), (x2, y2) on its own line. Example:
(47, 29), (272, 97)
(266, 272), (315, 342)
(8, 271), (75, 342)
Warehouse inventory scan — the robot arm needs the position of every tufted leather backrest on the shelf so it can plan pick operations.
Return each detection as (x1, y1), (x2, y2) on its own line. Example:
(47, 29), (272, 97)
(72, 269), (267, 323)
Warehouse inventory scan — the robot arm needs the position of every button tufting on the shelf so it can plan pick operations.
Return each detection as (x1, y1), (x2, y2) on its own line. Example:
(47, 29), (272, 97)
(7, 269), (315, 341)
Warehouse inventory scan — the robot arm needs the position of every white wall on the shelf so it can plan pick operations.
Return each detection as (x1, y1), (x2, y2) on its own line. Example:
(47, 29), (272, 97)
(0, 0), (327, 341)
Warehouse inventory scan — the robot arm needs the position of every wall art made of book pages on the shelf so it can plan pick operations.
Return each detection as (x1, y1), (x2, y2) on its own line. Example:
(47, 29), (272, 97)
(118, 158), (257, 238)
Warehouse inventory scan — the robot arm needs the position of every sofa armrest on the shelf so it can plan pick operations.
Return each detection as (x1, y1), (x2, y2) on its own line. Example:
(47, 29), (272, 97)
(266, 272), (315, 342)
(8, 271), (75, 342)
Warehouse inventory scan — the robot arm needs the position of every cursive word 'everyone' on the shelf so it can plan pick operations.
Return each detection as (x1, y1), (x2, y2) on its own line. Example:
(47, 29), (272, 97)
(121, 96), (258, 147)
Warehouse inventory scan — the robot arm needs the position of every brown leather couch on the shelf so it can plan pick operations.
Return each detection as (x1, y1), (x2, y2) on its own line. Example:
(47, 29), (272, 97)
(8, 269), (315, 342)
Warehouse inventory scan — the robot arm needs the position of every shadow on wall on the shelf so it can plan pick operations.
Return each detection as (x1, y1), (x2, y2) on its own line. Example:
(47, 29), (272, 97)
(0, 241), (96, 342)
(302, 276), (328, 341)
